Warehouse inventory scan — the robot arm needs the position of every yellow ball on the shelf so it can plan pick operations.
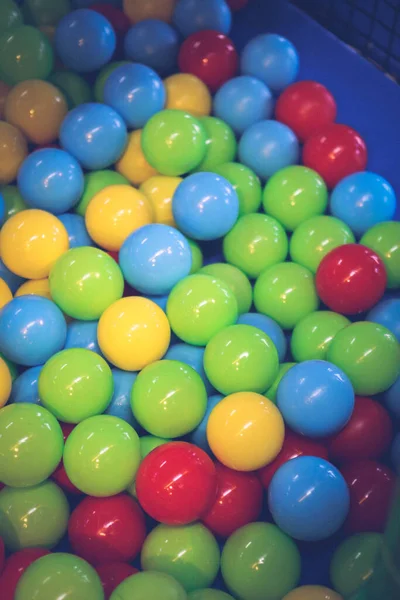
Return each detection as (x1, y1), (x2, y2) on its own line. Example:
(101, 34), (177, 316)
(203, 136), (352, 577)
(98, 296), (171, 371)
(0, 356), (12, 408)
(123, 0), (176, 23)
(0, 209), (69, 279)
(207, 391), (285, 471)
(115, 129), (158, 186)
(283, 586), (343, 600)
(85, 184), (154, 252)
(140, 175), (182, 227)
(0, 278), (12, 310)
(15, 278), (52, 301)
(164, 73), (212, 117)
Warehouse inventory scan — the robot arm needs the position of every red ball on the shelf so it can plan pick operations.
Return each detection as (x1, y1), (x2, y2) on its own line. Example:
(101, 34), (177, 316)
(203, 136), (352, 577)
(201, 463), (263, 537)
(52, 422), (82, 495)
(316, 244), (387, 315)
(258, 429), (328, 490)
(328, 396), (393, 463)
(90, 4), (131, 39)
(302, 123), (367, 188)
(178, 30), (238, 92)
(275, 80), (337, 142)
(0, 536), (4, 576)
(136, 441), (217, 525)
(69, 494), (146, 566)
(0, 548), (51, 600)
(96, 563), (139, 599)
(341, 460), (395, 533)
(226, 0), (249, 9)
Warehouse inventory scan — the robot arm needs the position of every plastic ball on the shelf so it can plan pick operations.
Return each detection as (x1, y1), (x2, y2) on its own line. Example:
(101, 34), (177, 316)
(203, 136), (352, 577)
(123, 0), (176, 24)
(110, 571), (187, 600)
(269, 456), (350, 541)
(164, 73), (212, 117)
(188, 394), (224, 454)
(283, 586), (342, 600)
(124, 19), (179, 75)
(290, 311), (350, 362)
(384, 373), (400, 417)
(60, 103), (128, 170)
(188, 239), (203, 273)
(0, 81), (10, 119)
(75, 169), (129, 216)
(98, 296), (170, 370)
(0, 259), (25, 294)
(94, 61), (129, 103)
(0, 548), (51, 600)
(264, 362), (296, 404)
(194, 117), (237, 172)
(166, 274), (238, 345)
(237, 313), (286, 361)
(221, 522), (301, 600)
(49, 70), (93, 109)
(0, 481), (69, 551)
(0, 0), (22, 34)
(0, 25), (53, 85)
(327, 321), (400, 395)
(140, 175), (181, 227)
(0, 356), (12, 408)
(391, 433), (400, 474)
(115, 129), (158, 186)
(58, 213), (93, 248)
(96, 563), (138, 600)
(105, 369), (138, 428)
(213, 162), (261, 215)
(199, 263), (252, 315)
(367, 297), (400, 342)
(90, 3), (130, 52)
(189, 591), (234, 600)
(316, 244), (387, 315)
(15, 278), (52, 300)
(0, 122), (28, 185)
(51, 422), (81, 495)
(0, 278), (12, 311)
(173, 0), (232, 37)
(213, 75), (273, 135)
(360, 221), (400, 290)
(1, 185), (28, 221)
(23, 0), (71, 26)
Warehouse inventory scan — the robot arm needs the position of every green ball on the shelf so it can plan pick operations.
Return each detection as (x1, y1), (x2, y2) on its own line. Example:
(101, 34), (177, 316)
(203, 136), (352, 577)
(199, 263), (252, 314)
(1, 185), (28, 221)
(63, 415), (141, 496)
(0, 351), (18, 380)
(142, 109), (207, 176)
(213, 162), (262, 216)
(330, 533), (383, 598)
(262, 166), (328, 231)
(327, 322), (400, 395)
(0, 481), (69, 551)
(38, 348), (113, 423)
(223, 214), (288, 279)
(75, 170), (130, 216)
(0, 25), (54, 85)
(254, 262), (319, 330)
(23, 0), (71, 27)
(204, 324), (279, 395)
(94, 61), (130, 103)
(141, 523), (220, 592)
(0, 403), (63, 487)
(188, 239), (203, 274)
(132, 360), (207, 437)
(167, 274), (238, 346)
(0, 0), (22, 35)
(189, 591), (234, 600)
(291, 311), (350, 362)
(110, 571), (187, 600)
(15, 552), (104, 600)
(49, 247), (124, 320)
(194, 116), (236, 172)
(49, 70), (92, 109)
(140, 435), (170, 458)
(290, 215), (355, 273)
(264, 362), (296, 404)
(360, 221), (400, 289)
(221, 522), (301, 600)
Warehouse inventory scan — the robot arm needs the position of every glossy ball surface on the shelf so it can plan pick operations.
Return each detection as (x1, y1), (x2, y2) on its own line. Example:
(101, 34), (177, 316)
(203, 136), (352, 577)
(0, 548), (51, 600)
(283, 586), (342, 600)
(199, 263), (252, 315)
(0, 25), (53, 85)
(140, 175), (181, 227)
(213, 162), (262, 216)
(360, 221), (400, 289)
(173, 0), (232, 37)
(291, 310), (350, 362)
(124, 19), (179, 75)
(367, 297), (400, 342)
(58, 214), (93, 248)
(96, 563), (138, 600)
(75, 169), (129, 217)
(164, 73), (212, 117)
(109, 571), (187, 600)
(195, 116), (237, 172)
(237, 313), (287, 362)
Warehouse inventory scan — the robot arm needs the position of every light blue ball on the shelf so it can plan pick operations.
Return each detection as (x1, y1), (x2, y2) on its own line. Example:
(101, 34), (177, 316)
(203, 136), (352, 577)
(165, 343), (214, 395)
(268, 456), (350, 541)
(238, 120), (299, 180)
(391, 433), (400, 475)
(60, 103), (128, 170)
(241, 33), (299, 93)
(105, 369), (139, 429)
(58, 214), (93, 248)
(55, 9), (116, 73)
(172, 172), (239, 240)
(17, 149), (84, 215)
(11, 366), (43, 405)
(383, 373), (400, 419)
(237, 312), (287, 362)
(367, 298), (400, 342)
(330, 172), (396, 237)
(124, 20), (179, 75)
(188, 394), (224, 454)
(119, 224), (192, 295)
(0, 296), (67, 367)
(64, 320), (102, 355)
(277, 359), (355, 437)
(146, 294), (169, 311)
(173, 0), (231, 37)
(0, 258), (25, 294)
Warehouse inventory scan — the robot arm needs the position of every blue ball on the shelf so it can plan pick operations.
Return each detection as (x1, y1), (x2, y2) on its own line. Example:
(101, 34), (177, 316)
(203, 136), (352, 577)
(165, 343), (214, 395)
(173, 0), (231, 37)
(383, 373), (400, 418)
(124, 20), (179, 75)
(0, 191), (5, 225)
(0, 259), (25, 294)
(269, 456), (350, 541)
(237, 312), (287, 362)
(119, 224), (192, 295)
(238, 120), (299, 180)
(241, 33), (299, 93)
(391, 433), (400, 475)
(17, 149), (84, 215)
(145, 294), (169, 311)
(72, 0), (121, 6)
(105, 369), (139, 429)
(188, 394), (224, 454)
(367, 298), (400, 342)
(11, 366), (43, 405)
(58, 214), (93, 248)
(0, 296), (67, 367)
(277, 359), (355, 437)
(172, 172), (239, 240)
(60, 103), (128, 170)
(64, 319), (102, 355)
(330, 172), (396, 237)
(213, 76), (273, 135)
(55, 9), (116, 73)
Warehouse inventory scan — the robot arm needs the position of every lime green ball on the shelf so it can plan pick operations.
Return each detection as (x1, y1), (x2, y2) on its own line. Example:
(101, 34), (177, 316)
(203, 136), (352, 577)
(0, 0), (22, 35)
(290, 215), (355, 273)
(327, 321), (400, 395)
(142, 109), (207, 176)
(75, 170), (130, 216)
(140, 435), (170, 458)
(254, 262), (319, 330)
(188, 239), (203, 274)
(0, 481), (69, 551)
(204, 324), (279, 395)
(0, 351), (18, 380)
(110, 571), (187, 600)
(38, 348), (113, 423)
(23, 0), (71, 27)
(0, 403), (63, 487)
(141, 523), (220, 592)
(132, 360), (207, 437)
(194, 116), (236, 172)
(94, 61), (130, 103)
(0, 25), (54, 85)
(262, 166), (328, 231)
(15, 552), (104, 600)
(199, 263), (252, 314)
(213, 162), (262, 216)
(265, 362), (296, 404)
(189, 591), (234, 600)
(361, 221), (400, 289)
(221, 522), (301, 600)
(291, 311), (350, 362)
(49, 247), (124, 320)
(1, 185), (28, 221)
(49, 70), (92, 109)
(330, 533), (383, 598)
(167, 274), (238, 346)
(223, 214), (288, 279)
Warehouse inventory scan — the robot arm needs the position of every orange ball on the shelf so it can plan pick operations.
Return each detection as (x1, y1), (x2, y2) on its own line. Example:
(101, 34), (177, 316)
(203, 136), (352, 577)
(123, 0), (176, 23)
(0, 121), (28, 185)
(164, 73), (212, 117)
(0, 81), (10, 119)
(115, 129), (158, 186)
